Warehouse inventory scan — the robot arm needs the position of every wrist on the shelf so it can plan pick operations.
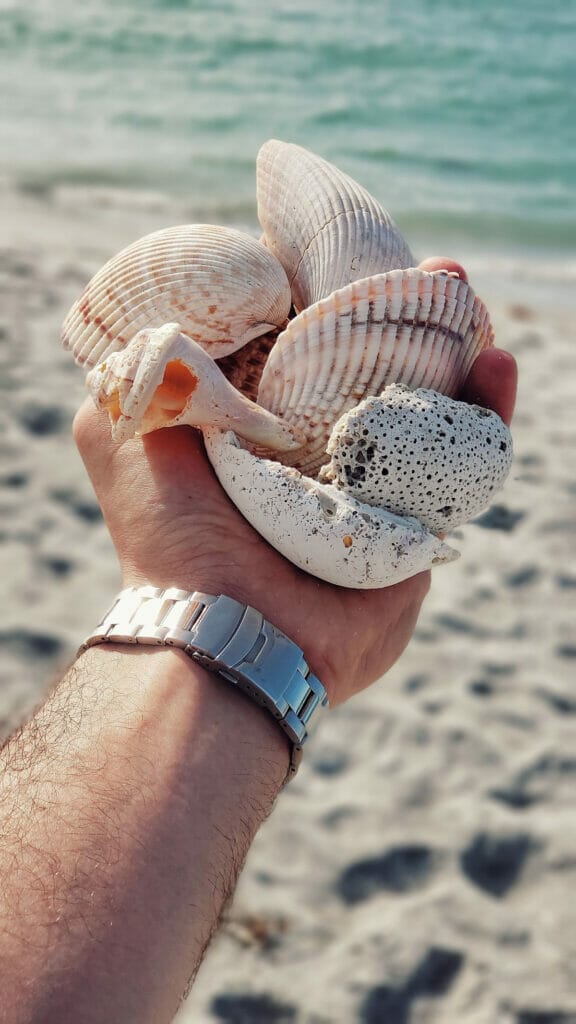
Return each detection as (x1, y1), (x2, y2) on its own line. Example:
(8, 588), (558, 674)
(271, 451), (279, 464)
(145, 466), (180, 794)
(119, 559), (279, 619)
(78, 587), (328, 780)
(118, 564), (334, 693)
(76, 644), (291, 793)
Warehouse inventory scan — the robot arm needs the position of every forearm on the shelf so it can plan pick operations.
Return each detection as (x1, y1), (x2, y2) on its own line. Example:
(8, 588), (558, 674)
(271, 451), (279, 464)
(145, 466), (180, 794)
(0, 646), (288, 1024)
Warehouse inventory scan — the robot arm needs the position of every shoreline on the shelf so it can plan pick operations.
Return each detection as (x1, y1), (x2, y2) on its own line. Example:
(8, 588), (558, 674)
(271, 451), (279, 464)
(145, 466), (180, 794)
(3, 174), (575, 290)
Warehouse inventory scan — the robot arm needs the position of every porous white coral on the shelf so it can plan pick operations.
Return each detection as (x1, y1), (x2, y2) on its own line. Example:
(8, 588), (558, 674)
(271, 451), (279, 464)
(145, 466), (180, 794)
(322, 385), (513, 534)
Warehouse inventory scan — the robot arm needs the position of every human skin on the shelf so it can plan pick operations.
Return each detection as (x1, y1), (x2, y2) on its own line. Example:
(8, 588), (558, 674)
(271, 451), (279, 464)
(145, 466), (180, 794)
(0, 260), (517, 1023)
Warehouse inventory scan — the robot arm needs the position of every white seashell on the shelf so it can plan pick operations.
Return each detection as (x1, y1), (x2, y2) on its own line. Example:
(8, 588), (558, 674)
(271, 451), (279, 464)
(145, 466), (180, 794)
(86, 323), (301, 452)
(204, 428), (459, 588)
(62, 139), (513, 590)
(320, 385), (513, 534)
(257, 268), (494, 476)
(62, 224), (291, 368)
(257, 139), (414, 311)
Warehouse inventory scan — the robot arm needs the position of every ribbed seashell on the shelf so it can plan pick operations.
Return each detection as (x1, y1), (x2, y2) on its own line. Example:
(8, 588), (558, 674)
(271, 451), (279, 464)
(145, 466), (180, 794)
(257, 139), (414, 312)
(257, 267), (494, 476)
(61, 224), (291, 368)
(215, 331), (277, 403)
(62, 138), (512, 590)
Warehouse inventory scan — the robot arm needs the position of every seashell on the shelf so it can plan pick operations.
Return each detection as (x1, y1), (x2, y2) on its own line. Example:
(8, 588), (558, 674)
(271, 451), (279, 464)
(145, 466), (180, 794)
(62, 139), (513, 590)
(87, 321), (459, 587)
(203, 427), (459, 589)
(257, 267), (494, 476)
(320, 385), (513, 534)
(257, 139), (414, 311)
(86, 322), (301, 452)
(62, 224), (291, 368)
(216, 331), (277, 404)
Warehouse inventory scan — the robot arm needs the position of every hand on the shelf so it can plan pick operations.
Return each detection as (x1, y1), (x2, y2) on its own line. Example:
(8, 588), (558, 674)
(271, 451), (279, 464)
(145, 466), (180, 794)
(73, 258), (517, 706)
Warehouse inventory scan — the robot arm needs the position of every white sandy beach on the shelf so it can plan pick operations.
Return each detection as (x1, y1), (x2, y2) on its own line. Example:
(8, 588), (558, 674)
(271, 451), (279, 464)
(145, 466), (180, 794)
(1, 179), (575, 1023)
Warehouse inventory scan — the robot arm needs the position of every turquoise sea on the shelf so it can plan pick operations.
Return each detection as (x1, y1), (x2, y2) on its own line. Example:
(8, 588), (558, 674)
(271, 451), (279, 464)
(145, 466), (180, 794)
(1, 0), (574, 253)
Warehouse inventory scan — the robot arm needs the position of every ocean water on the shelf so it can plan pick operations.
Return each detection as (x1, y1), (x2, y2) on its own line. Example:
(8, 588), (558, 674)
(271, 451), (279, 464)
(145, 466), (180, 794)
(1, 0), (574, 253)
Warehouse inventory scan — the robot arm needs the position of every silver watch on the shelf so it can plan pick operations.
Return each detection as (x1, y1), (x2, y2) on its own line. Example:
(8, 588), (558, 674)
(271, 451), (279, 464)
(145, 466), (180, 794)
(78, 586), (329, 779)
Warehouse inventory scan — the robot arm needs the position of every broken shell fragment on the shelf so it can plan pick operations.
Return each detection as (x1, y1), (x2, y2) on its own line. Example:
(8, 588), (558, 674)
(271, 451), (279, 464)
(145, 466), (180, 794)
(204, 428), (459, 589)
(87, 323), (301, 452)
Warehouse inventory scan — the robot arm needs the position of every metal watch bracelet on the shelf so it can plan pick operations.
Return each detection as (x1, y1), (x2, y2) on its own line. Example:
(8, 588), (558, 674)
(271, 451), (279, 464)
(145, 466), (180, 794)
(78, 586), (329, 779)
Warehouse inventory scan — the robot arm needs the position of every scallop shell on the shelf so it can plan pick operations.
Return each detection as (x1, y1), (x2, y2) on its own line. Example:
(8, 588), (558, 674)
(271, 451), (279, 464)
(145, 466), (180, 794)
(257, 139), (414, 311)
(62, 224), (291, 368)
(257, 267), (494, 476)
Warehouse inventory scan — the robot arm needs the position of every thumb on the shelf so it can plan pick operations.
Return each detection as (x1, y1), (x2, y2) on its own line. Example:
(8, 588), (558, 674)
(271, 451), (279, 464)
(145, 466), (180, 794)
(74, 396), (224, 507)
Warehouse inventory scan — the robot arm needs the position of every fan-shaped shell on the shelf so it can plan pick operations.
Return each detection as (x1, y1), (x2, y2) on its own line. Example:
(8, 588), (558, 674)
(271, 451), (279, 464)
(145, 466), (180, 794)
(257, 139), (414, 311)
(61, 224), (292, 368)
(257, 268), (494, 476)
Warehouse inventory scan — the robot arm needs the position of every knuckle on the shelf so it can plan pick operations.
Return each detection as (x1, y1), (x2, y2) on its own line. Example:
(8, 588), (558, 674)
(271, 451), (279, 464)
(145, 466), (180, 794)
(72, 400), (93, 452)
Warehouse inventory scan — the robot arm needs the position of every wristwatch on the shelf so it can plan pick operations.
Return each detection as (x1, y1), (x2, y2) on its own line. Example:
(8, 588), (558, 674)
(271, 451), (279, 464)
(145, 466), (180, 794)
(78, 586), (329, 780)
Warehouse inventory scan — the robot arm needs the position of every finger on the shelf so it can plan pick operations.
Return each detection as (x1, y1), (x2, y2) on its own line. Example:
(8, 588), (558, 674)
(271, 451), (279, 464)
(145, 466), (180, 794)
(73, 396), (119, 467)
(417, 256), (468, 283)
(74, 395), (215, 496)
(73, 397), (146, 503)
(459, 348), (518, 426)
(142, 424), (218, 493)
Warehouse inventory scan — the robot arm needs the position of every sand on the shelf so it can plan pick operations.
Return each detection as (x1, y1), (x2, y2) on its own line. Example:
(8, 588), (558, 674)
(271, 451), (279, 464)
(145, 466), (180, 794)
(1, 179), (575, 1023)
